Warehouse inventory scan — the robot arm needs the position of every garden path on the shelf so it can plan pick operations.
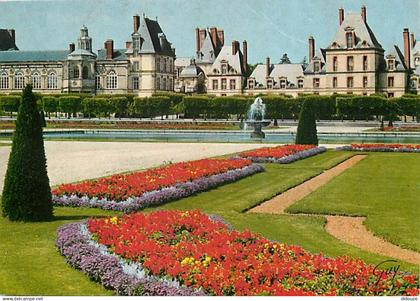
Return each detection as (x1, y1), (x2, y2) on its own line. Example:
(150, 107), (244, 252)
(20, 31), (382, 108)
(249, 155), (420, 265)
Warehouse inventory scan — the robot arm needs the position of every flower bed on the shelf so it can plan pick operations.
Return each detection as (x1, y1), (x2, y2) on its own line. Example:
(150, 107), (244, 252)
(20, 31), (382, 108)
(55, 210), (419, 296)
(337, 144), (420, 153)
(52, 158), (263, 212)
(238, 144), (326, 163)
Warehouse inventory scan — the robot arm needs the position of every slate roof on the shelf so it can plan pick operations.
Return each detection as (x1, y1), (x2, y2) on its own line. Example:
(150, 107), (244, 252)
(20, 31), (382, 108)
(0, 50), (69, 62)
(250, 63), (304, 87)
(139, 17), (174, 56)
(180, 60), (204, 78)
(328, 12), (382, 50)
(209, 45), (244, 75)
(304, 49), (326, 73)
(175, 57), (191, 68)
(387, 45), (408, 71)
(197, 34), (216, 63)
(97, 49), (128, 61)
(0, 29), (18, 51)
(411, 39), (420, 69)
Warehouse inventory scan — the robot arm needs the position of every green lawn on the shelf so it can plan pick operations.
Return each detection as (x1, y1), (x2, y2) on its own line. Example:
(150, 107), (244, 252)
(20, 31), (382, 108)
(0, 150), (418, 295)
(287, 153), (420, 252)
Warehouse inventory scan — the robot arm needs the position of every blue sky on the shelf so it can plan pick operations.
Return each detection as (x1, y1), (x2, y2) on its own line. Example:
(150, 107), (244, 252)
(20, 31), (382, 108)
(0, 0), (419, 63)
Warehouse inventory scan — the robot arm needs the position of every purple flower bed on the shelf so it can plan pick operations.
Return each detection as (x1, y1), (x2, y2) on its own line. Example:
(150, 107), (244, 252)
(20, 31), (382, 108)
(56, 222), (205, 296)
(53, 164), (264, 213)
(336, 145), (420, 153)
(239, 147), (327, 164)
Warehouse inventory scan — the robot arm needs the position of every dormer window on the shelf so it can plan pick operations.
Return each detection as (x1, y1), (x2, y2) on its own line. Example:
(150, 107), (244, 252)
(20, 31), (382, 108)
(298, 79), (304, 88)
(133, 37), (141, 49)
(221, 63), (227, 74)
(314, 61), (320, 73)
(267, 79), (273, 89)
(279, 79), (286, 89)
(248, 79), (255, 89)
(414, 57), (420, 67)
(346, 32), (354, 48)
(388, 59), (395, 71)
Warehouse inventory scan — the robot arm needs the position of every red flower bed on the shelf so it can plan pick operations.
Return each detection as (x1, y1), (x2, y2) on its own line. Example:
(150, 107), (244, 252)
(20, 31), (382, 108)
(239, 144), (316, 159)
(53, 158), (252, 201)
(88, 210), (418, 296)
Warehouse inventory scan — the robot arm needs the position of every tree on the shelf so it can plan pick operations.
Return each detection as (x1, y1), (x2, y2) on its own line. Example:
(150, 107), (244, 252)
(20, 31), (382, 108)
(295, 100), (318, 145)
(280, 53), (291, 64)
(301, 56), (308, 69)
(2, 85), (53, 221)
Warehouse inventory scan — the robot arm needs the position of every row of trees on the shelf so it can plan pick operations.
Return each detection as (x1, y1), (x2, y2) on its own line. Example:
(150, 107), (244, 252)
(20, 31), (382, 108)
(1, 92), (419, 121)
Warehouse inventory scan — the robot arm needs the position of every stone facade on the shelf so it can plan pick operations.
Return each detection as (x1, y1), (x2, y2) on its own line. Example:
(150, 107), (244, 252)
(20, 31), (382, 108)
(0, 14), (175, 97)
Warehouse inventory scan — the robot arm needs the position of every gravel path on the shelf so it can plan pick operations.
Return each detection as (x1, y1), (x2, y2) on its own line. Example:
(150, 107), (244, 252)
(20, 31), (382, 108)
(326, 216), (420, 265)
(0, 141), (268, 191)
(249, 155), (367, 214)
(249, 154), (420, 265)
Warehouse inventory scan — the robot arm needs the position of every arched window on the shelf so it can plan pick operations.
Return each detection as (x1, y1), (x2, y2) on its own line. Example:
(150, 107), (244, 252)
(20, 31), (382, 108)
(48, 72), (58, 89)
(73, 66), (80, 79)
(82, 66), (89, 79)
(14, 72), (24, 89)
(95, 74), (101, 90)
(0, 72), (9, 89)
(106, 71), (117, 89)
(31, 72), (41, 89)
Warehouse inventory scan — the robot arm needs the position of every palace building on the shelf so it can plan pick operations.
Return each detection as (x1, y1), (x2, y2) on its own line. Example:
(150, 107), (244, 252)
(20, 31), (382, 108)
(0, 14), (175, 96)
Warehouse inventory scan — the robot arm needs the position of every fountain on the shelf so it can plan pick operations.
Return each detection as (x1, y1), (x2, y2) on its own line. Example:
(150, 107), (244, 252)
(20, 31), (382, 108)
(245, 97), (271, 139)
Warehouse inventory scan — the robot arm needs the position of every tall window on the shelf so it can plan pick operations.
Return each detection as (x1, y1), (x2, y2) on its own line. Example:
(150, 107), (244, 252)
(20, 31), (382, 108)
(132, 61), (139, 71)
(333, 56), (338, 72)
(363, 76), (368, 88)
(313, 78), (320, 88)
(106, 71), (117, 89)
(95, 74), (101, 89)
(48, 72), (58, 89)
(279, 79), (286, 89)
(156, 78), (160, 90)
(133, 37), (140, 49)
(221, 78), (227, 90)
(298, 79), (304, 88)
(347, 56), (354, 72)
(73, 66), (80, 79)
(82, 66), (89, 79)
(0, 72), (8, 89)
(229, 79), (236, 90)
(388, 77), (394, 88)
(163, 78), (167, 90)
(156, 59), (160, 72)
(132, 76), (139, 90)
(248, 79), (254, 89)
(221, 64), (227, 74)
(333, 77), (338, 88)
(347, 77), (354, 88)
(314, 61), (320, 72)
(388, 60), (395, 70)
(14, 72), (24, 89)
(31, 72), (41, 89)
(212, 79), (218, 90)
(346, 32), (354, 48)
(363, 56), (368, 71)
(267, 79), (273, 89)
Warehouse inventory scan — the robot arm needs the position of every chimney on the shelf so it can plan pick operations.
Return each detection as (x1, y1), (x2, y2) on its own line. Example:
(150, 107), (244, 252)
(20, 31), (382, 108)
(308, 36), (315, 61)
(232, 40), (239, 55)
(410, 33), (415, 49)
(242, 40), (248, 72)
(403, 28), (411, 68)
(361, 5), (366, 23)
(133, 15), (140, 32)
(199, 29), (206, 49)
(217, 29), (224, 46)
(210, 27), (218, 47)
(105, 39), (114, 60)
(266, 57), (270, 78)
(195, 28), (201, 53)
(126, 41), (132, 49)
(69, 43), (75, 53)
(339, 8), (344, 26)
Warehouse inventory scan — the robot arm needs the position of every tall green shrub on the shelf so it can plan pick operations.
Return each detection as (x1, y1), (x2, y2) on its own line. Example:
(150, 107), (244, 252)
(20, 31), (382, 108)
(295, 100), (318, 145)
(2, 85), (53, 221)
(0, 95), (21, 117)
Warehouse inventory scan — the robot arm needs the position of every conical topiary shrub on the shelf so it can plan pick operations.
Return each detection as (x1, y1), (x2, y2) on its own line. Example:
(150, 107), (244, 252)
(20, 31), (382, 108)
(2, 85), (53, 221)
(295, 100), (318, 145)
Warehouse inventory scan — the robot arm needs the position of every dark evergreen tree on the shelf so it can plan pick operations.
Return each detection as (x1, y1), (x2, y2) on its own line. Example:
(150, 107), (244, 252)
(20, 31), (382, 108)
(40, 110), (46, 128)
(280, 53), (291, 64)
(2, 85), (53, 221)
(295, 100), (318, 145)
